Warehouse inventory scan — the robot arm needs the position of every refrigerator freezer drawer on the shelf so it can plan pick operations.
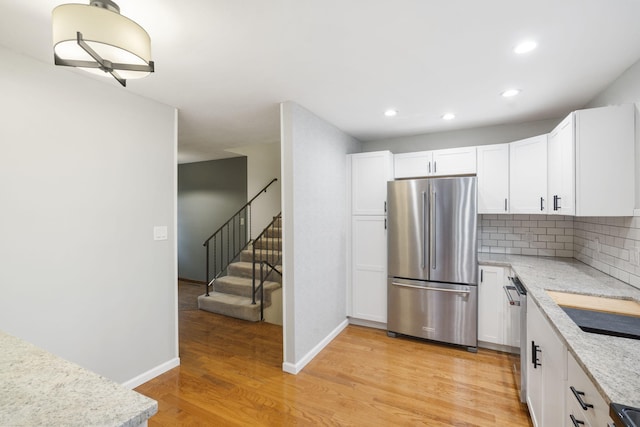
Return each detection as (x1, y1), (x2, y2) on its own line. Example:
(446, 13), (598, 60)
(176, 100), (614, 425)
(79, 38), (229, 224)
(387, 278), (478, 348)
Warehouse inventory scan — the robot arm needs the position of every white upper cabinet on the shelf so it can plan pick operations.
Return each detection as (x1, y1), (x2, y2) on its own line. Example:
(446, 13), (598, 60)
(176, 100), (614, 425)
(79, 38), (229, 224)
(394, 147), (476, 179)
(394, 151), (432, 179)
(574, 104), (635, 216)
(477, 144), (509, 214)
(510, 135), (548, 214)
(548, 114), (575, 216)
(432, 146), (477, 176)
(350, 151), (394, 215)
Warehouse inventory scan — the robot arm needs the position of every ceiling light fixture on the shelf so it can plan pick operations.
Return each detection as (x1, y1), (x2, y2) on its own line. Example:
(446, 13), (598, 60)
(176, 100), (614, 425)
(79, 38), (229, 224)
(384, 109), (398, 117)
(501, 89), (521, 98)
(52, 0), (154, 87)
(442, 113), (455, 120)
(514, 40), (538, 54)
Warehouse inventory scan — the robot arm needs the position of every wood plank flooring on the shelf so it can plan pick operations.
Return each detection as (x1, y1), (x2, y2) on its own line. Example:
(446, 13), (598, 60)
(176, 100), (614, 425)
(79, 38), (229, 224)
(135, 282), (532, 426)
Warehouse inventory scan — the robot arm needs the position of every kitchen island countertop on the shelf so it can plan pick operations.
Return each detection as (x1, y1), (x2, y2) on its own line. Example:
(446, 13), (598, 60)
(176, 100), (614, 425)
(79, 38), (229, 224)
(479, 253), (640, 408)
(0, 331), (157, 427)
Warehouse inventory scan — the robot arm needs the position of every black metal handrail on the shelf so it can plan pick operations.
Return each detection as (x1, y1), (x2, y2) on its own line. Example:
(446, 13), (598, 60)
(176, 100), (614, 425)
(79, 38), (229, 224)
(252, 213), (282, 320)
(203, 178), (278, 297)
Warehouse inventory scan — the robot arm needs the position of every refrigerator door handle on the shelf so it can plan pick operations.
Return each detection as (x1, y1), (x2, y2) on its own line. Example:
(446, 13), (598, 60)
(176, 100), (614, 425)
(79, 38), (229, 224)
(391, 281), (470, 294)
(421, 191), (427, 269)
(430, 190), (436, 270)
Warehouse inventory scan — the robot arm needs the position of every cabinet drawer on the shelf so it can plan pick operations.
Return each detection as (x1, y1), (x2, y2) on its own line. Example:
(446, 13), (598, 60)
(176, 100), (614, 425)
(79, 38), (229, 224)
(567, 352), (609, 427)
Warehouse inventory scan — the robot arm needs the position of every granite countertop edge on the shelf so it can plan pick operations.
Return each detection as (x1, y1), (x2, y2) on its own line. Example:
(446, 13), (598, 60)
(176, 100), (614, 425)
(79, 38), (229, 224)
(478, 253), (640, 408)
(0, 331), (158, 427)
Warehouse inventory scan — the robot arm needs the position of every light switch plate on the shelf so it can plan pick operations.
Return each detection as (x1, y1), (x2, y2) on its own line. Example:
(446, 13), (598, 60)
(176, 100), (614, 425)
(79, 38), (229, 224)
(154, 226), (168, 241)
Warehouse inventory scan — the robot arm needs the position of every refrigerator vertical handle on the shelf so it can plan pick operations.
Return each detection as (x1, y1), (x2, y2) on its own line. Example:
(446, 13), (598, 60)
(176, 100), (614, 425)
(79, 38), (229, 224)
(430, 190), (436, 270)
(421, 191), (426, 269)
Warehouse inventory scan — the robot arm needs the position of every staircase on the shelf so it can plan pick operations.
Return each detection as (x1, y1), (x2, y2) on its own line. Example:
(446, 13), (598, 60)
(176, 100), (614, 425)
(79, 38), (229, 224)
(198, 216), (282, 323)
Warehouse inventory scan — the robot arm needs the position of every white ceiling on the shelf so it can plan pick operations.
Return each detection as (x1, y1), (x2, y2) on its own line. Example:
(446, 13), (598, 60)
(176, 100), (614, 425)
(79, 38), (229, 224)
(2, 1), (640, 163)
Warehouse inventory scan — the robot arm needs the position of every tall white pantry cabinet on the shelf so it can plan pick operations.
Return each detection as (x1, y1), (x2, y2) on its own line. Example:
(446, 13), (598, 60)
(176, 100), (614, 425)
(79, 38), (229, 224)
(347, 151), (393, 325)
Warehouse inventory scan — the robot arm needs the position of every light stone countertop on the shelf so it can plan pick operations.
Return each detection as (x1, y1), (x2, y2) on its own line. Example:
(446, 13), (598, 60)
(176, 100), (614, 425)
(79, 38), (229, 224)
(0, 331), (157, 427)
(479, 253), (640, 408)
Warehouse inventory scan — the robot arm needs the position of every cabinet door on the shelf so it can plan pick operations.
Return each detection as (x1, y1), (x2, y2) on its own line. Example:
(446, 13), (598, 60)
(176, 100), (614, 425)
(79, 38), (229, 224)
(432, 146), (477, 176)
(548, 114), (575, 215)
(527, 297), (567, 427)
(351, 151), (393, 215)
(478, 266), (505, 345)
(394, 151), (432, 179)
(527, 298), (544, 427)
(575, 104), (635, 216)
(510, 135), (548, 214)
(352, 216), (387, 323)
(477, 144), (509, 214)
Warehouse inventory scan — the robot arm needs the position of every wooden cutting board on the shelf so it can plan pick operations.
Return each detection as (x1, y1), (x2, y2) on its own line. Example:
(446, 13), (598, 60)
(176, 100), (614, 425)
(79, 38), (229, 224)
(547, 291), (640, 318)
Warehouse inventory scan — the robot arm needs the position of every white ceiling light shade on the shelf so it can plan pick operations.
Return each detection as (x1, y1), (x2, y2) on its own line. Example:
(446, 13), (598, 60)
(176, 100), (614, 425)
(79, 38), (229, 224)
(514, 40), (538, 54)
(52, 0), (154, 87)
(384, 109), (398, 117)
(501, 89), (521, 98)
(442, 113), (455, 120)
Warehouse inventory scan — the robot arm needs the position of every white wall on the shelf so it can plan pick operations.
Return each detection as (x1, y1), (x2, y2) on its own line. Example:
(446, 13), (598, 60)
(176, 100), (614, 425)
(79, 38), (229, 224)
(0, 45), (178, 385)
(280, 102), (360, 372)
(226, 141), (282, 236)
(361, 118), (561, 153)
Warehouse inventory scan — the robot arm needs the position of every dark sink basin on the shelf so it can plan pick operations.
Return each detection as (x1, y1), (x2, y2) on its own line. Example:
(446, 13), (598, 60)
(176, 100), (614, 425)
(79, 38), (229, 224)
(560, 307), (640, 340)
(611, 403), (640, 427)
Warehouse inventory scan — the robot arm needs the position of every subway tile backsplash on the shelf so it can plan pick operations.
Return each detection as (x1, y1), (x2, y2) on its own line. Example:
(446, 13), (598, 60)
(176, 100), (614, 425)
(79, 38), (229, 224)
(574, 216), (640, 289)
(478, 214), (574, 257)
(479, 214), (640, 290)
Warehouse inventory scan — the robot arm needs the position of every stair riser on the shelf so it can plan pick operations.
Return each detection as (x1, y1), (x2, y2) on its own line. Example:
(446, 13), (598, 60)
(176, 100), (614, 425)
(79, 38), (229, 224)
(240, 250), (282, 263)
(198, 295), (261, 322)
(265, 227), (281, 238)
(228, 264), (282, 284)
(252, 238), (282, 250)
(215, 282), (276, 303)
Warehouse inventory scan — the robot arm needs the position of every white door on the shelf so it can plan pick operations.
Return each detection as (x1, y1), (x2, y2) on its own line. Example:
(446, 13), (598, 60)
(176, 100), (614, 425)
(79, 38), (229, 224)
(393, 151), (432, 179)
(351, 151), (393, 215)
(352, 216), (387, 323)
(510, 135), (548, 214)
(432, 146), (477, 176)
(548, 114), (575, 215)
(477, 144), (509, 213)
(478, 266), (505, 345)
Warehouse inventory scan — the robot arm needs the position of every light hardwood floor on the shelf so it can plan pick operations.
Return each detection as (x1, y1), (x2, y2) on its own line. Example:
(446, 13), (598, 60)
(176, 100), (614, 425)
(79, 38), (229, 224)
(135, 282), (532, 426)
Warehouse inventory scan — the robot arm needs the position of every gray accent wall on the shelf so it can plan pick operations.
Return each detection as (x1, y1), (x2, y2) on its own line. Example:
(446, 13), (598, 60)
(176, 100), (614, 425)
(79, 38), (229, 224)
(281, 101), (361, 369)
(361, 118), (561, 153)
(0, 45), (178, 384)
(178, 157), (247, 282)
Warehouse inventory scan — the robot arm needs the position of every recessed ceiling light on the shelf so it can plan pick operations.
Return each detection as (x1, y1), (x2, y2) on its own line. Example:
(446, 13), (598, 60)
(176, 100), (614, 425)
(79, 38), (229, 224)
(514, 40), (538, 54)
(501, 89), (521, 98)
(384, 109), (398, 117)
(442, 113), (455, 120)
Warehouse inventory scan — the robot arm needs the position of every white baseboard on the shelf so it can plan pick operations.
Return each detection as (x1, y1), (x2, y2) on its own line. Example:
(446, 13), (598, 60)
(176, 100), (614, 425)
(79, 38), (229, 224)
(282, 319), (348, 375)
(122, 357), (180, 389)
(348, 317), (387, 330)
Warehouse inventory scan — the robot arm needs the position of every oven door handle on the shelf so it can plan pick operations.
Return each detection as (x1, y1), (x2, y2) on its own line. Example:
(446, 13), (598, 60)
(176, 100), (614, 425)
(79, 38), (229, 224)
(392, 282), (470, 294)
(503, 285), (521, 306)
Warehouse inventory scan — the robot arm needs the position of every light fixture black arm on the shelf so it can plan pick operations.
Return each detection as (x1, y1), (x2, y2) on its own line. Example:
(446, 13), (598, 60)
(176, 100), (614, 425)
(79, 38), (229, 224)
(53, 32), (154, 87)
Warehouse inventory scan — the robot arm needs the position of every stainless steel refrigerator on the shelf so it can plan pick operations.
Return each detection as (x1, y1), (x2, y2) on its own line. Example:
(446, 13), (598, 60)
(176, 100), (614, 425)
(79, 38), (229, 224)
(387, 176), (478, 350)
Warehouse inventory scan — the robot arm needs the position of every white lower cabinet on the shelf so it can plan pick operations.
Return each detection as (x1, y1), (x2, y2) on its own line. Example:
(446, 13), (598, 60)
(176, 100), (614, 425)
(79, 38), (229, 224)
(351, 216), (387, 323)
(478, 265), (520, 349)
(565, 352), (613, 427)
(527, 297), (567, 427)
